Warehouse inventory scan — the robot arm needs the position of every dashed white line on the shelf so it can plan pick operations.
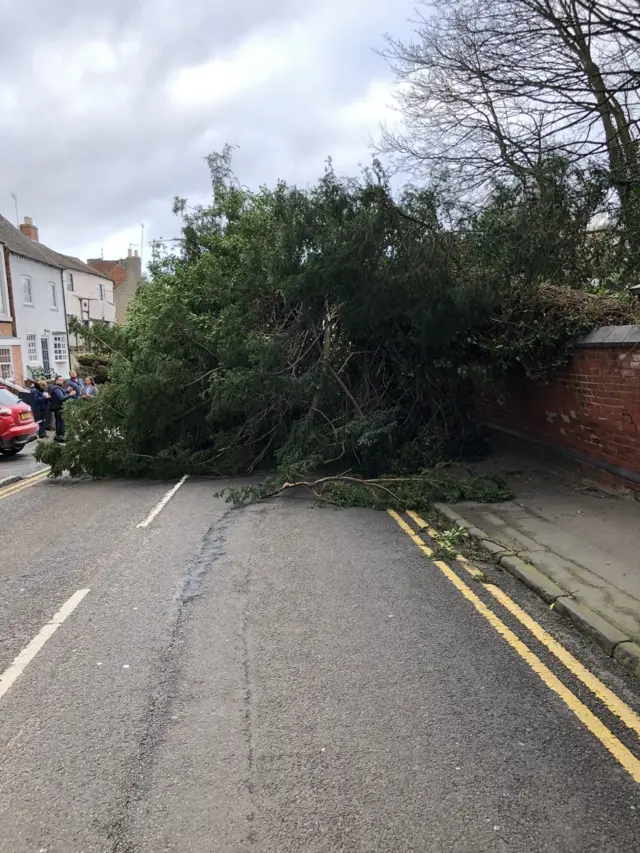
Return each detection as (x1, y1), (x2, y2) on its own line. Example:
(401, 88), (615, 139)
(0, 589), (90, 701)
(136, 475), (189, 529)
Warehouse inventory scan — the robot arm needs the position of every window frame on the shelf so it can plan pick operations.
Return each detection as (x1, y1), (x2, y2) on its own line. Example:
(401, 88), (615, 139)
(49, 281), (58, 310)
(52, 333), (68, 363)
(0, 346), (13, 380)
(41, 337), (51, 374)
(26, 333), (38, 362)
(0, 254), (10, 319)
(97, 282), (105, 301)
(22, 274), (33, 306)
(63, 271), (74, 292)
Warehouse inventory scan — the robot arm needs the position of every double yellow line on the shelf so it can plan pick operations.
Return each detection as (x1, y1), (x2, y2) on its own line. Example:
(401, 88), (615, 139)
(388, 508), (640, 784)
(0, 467), (51, 501)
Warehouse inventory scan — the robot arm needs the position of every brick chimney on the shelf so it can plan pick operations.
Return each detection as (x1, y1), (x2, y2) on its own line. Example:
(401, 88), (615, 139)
(19, 216), (39, 242)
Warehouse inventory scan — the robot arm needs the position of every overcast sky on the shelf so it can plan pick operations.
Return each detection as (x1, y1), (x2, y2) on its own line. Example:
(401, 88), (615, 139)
(0, 0), (415, 264)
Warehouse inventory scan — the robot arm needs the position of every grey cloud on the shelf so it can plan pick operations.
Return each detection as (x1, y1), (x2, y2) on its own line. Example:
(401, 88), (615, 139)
(0, 0), (415, 258)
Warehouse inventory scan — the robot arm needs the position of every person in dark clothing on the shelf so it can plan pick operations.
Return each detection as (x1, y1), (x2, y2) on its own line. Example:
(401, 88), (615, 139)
(66, 371), (84, 398)
(45, 380), (56, 430)
(25, 379), (48, 438)
(40, 380), (53, 431)
(49, 376), (76, 442)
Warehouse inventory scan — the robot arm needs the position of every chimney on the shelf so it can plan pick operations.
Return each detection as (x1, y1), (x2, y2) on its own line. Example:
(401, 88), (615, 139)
(19, 216), (39, 242)
(124, 247), (142, 277)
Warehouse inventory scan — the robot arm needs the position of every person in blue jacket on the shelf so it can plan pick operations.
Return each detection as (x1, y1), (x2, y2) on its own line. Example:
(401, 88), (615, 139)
(66, 370), (84, 398)
(49, 376), (76, 442)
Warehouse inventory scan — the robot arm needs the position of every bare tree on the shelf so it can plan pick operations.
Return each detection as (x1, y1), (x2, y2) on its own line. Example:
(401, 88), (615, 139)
(573, 1), (640, 48)
(381, 0), (640, 215)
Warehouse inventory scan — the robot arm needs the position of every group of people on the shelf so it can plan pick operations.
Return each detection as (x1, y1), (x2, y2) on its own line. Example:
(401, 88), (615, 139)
(24, 371), (98, 443)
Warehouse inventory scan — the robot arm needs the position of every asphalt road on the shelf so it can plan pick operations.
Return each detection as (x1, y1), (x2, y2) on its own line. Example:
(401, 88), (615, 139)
(0, 474), (639, 852)
(0, 439), (45, 483)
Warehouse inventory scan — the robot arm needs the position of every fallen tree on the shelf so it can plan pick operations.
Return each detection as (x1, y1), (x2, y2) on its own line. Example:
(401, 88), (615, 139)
(37, 153), (640, 506)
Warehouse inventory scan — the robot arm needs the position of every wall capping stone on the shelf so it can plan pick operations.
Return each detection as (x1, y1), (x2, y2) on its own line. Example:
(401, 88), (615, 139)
(578, 324), (640, 347)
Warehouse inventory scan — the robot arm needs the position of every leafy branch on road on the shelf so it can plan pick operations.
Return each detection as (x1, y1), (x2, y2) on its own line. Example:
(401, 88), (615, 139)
(219, 471), (511, 510)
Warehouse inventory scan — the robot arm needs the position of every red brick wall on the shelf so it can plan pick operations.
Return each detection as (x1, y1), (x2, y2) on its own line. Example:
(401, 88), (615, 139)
(10, 345), (23, 385)
(475, 345), (640, 485)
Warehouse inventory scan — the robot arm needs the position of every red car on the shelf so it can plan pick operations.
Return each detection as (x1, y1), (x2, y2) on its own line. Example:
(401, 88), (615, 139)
(0, 387), (38, 456)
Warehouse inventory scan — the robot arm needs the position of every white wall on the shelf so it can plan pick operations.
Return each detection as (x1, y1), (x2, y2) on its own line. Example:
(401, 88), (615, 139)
(64, 268), (115, 326)
(10, 253), (70, 377)
(0, 244), (10, 322)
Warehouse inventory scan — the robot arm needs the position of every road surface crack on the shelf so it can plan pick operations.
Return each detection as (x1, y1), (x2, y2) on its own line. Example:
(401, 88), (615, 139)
(103, 507), (239, 853)
(239, 510), (264, 846)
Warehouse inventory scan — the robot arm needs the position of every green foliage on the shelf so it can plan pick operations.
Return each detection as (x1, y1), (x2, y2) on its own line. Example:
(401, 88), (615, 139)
(42, 151), (640, 493)
(75, 352), (109, 368)
(434, 525), (469, 557)
(465, 160), (607, 288)
(42, 157), (493, 481)
(461, 282), (640, 391)
(218, 471), (512, 511)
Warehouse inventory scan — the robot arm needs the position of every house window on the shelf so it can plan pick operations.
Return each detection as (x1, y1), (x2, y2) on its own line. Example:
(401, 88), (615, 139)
(22, 275), (33, 305)
(49, 281), (58, 309)
(27, 333), (37, 362)
(97, 282), (105, 300)
(0, 261), (9, 318)
(52, 333), (68, 363)
(0, 347), (12, 379)
(63, 271), (73, 291)
(41, 338), (51, 374)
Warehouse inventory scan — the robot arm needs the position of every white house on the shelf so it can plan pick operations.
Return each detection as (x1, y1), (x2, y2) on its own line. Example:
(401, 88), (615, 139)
(16, 215), (115, 337)
(62, 264), (115, 331)
(0, 215), (116, 382)
(0, 214), (70, 382)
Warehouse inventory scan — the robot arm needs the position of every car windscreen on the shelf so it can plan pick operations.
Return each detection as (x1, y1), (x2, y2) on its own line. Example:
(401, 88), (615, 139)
(0, 388), (20, 406)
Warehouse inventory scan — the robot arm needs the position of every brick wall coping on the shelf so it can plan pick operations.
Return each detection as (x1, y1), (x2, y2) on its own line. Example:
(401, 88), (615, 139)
(578, 324), (640, 347)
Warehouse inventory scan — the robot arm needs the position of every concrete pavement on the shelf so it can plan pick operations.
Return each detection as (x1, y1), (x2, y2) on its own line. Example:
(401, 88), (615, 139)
(435, 452), (640, 674)
(0, 475), (639, 851)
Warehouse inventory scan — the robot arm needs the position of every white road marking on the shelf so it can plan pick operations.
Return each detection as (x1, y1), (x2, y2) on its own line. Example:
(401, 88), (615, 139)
(136, 475), (189, 529)
(0, 589), (90, 701)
